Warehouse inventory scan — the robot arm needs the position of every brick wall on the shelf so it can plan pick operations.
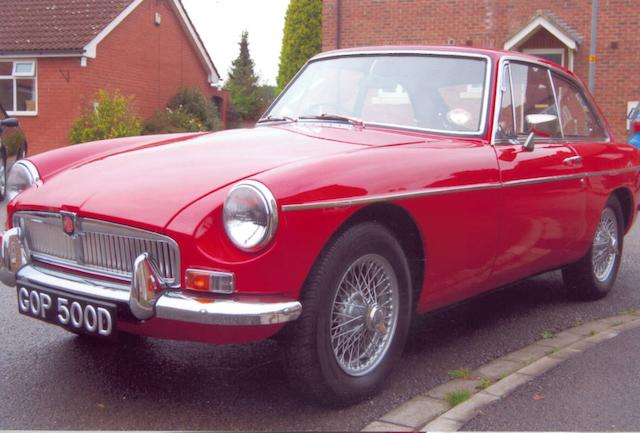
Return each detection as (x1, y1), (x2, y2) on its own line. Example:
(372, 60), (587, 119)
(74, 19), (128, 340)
(322, 0), (640, 141)
(16, 0), (226, 155)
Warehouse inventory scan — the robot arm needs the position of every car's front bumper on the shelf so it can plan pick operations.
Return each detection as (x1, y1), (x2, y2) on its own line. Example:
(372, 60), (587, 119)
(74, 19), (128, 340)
(1, 227), (302, 329)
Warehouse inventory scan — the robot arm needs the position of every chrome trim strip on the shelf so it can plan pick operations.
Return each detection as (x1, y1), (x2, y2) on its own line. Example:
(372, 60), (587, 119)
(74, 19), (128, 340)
(502, 173), (585, 187)
(260, 50), (493, 138)
(282, 166), (640, 212)
(548, 69), (564, 138)
(584, 166), (640, 177)
(282, 182), (501, 212)
(311, 48), (493, 61)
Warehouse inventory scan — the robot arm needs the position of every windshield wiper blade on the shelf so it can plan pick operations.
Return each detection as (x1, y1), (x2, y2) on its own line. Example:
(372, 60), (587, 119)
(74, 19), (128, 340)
(258, 115), (298, 123)
(299, 113), (365, 127)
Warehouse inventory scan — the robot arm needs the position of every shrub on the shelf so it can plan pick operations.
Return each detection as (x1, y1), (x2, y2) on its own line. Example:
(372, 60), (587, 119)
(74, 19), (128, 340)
(144, 87), (221, 134)
(168, 87), (221, 130)
(69, 90), (142, 144)
(144, 107), (205, 134)
(2, 128), (25, 156)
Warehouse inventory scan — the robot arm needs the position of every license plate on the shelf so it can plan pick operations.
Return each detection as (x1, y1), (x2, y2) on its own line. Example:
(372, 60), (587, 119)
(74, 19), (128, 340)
(17, 285), (117, 340)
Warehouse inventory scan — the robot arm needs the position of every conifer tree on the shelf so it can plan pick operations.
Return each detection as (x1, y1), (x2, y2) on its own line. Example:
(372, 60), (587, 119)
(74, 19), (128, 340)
(276, 0), (322, 94)
(225, 31), (261, 121)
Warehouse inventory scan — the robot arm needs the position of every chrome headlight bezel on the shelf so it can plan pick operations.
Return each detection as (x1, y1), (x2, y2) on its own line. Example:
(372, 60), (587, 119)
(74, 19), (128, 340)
(223, 180), (278, 252)
(6, 160), (39, 201)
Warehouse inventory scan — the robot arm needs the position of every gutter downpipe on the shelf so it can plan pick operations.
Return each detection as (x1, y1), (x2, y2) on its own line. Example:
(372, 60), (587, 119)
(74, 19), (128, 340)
(336, 0), (341, 49)
(588, 0), (598, 94)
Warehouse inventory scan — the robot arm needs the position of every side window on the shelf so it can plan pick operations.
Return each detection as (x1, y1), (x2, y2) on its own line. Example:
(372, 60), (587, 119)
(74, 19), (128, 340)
(496, 64), (515, 139)
(510, 63), (561, 138)
(552, 73), (607, 139)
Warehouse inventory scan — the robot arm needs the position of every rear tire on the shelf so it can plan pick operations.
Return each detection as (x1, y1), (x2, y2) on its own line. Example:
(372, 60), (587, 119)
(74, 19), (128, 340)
(562, 195), (624, 300)
(281, 222), (412, 406)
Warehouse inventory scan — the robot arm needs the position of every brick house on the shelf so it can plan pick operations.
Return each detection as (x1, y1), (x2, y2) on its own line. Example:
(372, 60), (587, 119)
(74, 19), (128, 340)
(322, 0), (638, 140)
(0, 0), (228, 155)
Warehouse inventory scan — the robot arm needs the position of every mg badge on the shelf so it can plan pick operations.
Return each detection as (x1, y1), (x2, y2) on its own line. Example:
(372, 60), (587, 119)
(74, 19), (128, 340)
(61, 212), (76, 236)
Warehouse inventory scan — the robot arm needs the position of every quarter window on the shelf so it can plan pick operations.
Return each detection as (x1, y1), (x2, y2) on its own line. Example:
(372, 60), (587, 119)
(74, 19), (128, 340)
(496, 64), (516, 139)
(0, 60), (37, 114)
(552, 73), (607, 139)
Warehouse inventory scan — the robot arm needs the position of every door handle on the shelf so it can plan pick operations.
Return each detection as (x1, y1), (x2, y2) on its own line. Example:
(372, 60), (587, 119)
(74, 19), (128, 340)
(563, 156), (583, 167)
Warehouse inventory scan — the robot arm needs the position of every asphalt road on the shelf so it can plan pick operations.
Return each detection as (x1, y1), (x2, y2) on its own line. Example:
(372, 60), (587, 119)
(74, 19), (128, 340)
(0, 220), (639, 430)
(465, 325), (640, 431)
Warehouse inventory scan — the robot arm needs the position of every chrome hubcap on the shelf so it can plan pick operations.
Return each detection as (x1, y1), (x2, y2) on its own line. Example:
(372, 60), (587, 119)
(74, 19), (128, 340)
(592, 207), (618, 282)
(330, 254), (399, 377)
(0, 162), (5, 195)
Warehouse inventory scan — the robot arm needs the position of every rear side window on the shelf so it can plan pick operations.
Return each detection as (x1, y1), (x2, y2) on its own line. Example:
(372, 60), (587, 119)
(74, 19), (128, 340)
(552, 73), (607, 139)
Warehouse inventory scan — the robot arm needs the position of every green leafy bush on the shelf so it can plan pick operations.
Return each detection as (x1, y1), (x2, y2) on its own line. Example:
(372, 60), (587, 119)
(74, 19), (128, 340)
(168, 87), (221, 130)
(144, 107), (205, 134)
(69, 89), (142, 144)
(144, 87), (221, 134)
(2, 128), (25, 156)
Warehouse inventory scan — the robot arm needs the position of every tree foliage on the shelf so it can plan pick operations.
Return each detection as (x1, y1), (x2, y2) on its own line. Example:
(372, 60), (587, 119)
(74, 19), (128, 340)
(144, 87), (221, 134)
(256, 85), (276, 114)
(69, 89), (142, 144)
(225, 31), (262, 121)
(276, 0), (322, 94)
(169, 87), (221, 130)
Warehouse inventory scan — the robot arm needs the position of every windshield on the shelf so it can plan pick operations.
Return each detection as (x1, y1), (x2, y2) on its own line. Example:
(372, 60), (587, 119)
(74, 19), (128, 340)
(265, 54), (489, 134)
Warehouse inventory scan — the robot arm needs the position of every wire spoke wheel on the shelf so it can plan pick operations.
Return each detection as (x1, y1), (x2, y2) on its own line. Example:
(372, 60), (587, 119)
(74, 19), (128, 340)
(0, 157), (5, 197)
(330, 253), (399, 377)
(591, 207), (619, 282)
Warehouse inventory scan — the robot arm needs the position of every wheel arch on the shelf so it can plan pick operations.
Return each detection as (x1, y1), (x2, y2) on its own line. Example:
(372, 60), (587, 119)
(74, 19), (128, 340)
(325, 203), (426, 309)
(612, 187), (634, 233)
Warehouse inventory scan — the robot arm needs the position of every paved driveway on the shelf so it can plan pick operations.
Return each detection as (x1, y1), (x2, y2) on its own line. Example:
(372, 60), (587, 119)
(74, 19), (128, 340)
(0, 215), (639, 430)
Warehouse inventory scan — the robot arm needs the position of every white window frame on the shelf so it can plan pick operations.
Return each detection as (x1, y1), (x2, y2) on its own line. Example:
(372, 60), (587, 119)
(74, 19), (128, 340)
(0, 59), (38, 116)
(522, 48), (565, 68)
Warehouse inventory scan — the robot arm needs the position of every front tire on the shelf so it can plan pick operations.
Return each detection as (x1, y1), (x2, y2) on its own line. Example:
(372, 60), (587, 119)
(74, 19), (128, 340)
(281, 222), (412, 406)
(563, 195), (624, 300)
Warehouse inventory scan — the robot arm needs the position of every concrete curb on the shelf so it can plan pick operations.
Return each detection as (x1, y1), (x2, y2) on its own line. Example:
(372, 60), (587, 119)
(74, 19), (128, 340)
(362, 311), (640, 432)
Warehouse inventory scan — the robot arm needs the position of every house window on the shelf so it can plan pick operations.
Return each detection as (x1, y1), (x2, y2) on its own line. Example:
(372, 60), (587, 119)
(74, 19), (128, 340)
(522, 48), (565, 68)
(0, 60), (37, 115)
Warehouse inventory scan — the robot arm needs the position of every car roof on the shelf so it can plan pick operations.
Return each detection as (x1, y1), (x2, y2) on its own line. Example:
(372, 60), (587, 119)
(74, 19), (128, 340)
(313, 45), (575, 78)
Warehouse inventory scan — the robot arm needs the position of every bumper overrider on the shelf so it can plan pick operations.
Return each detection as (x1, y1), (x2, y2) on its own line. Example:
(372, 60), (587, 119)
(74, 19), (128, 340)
(0, 227), (302, 327)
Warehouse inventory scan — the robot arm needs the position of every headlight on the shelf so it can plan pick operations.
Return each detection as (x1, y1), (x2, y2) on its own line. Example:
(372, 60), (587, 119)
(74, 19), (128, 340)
(223, 180), (278, 252)
(6, 160), (39, 201)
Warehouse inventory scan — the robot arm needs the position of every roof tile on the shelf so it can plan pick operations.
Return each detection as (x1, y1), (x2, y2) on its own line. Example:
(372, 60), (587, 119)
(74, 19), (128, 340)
(0, 0), (133, 54)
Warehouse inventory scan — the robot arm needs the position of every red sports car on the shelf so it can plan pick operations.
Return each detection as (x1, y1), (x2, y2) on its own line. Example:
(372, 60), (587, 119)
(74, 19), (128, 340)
(2, 46), (638, 405)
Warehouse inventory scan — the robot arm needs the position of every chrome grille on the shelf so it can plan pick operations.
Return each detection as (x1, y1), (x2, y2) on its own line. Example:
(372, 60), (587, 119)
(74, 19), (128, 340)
(14, 212), (180, 286)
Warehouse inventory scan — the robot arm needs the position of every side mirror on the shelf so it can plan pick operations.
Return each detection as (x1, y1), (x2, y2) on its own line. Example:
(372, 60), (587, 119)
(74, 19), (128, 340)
(1, 117), (19, 128)
(522, 114), (558, 152)
(523, 131), (536, 152)
(631, 119), (640, 134)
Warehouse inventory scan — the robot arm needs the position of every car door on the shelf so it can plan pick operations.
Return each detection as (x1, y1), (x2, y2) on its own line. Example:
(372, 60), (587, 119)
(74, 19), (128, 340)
(550, 71), (619, 253)
(491, 61), (587, 287)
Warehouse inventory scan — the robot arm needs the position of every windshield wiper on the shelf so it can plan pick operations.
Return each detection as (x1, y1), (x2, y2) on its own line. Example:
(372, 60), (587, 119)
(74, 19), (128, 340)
(299, 113), (365, 127)
(257, 115), (298, 124)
